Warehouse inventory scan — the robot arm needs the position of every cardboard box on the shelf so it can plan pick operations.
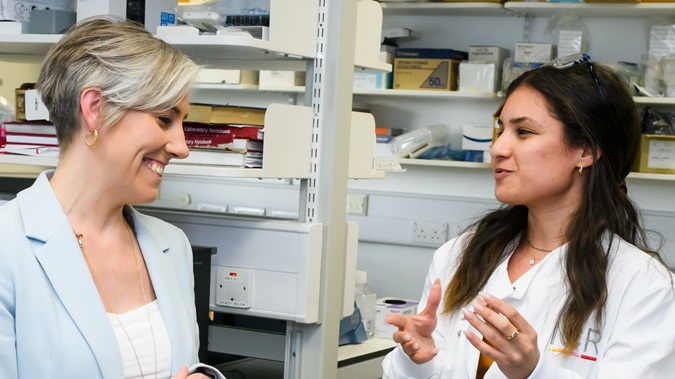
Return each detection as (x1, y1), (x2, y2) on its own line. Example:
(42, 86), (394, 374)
(374, 297), (419, 339)
(353, 72), (392, 90)
(259, 70), (305, 89)
(15, 83), (49, 121)
(469, 46), (509, 65)
(0, 0), (68, 21)
(196, 69), (259, 86)
(633, 134), (675, 174)
(393, 48), (468, 91)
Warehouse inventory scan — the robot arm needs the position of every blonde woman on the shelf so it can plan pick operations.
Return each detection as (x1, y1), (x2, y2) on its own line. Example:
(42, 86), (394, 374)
(0, 18), (224, 379)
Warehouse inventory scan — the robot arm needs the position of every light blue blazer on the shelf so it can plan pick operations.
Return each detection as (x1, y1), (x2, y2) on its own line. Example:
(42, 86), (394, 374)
(0, 171), (200, 378)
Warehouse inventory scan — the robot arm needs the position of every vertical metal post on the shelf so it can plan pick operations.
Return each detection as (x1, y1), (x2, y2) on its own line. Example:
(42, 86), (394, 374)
(523, 14), (531, 43)
(288, 0), (358, 378)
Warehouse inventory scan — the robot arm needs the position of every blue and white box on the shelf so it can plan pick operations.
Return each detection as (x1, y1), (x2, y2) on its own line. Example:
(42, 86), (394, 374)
(374, 297), (419, 339)
(353, 71), (392, 90)
(462, 124), (493, 151)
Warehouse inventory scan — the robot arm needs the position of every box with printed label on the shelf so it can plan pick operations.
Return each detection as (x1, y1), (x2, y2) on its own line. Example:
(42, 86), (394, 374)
(462, 124), (493, 151)
(353, 72), (392, 90)
(514, 43), (556, 65)
(374, 297), (420, 339)
(469, 46), (509, 65)
(633, 134), (675, 175)
(393, 48), (468, 91)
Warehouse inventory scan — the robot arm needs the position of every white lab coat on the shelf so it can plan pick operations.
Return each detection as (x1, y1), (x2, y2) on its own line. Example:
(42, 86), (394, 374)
(382, 233), (675, 379)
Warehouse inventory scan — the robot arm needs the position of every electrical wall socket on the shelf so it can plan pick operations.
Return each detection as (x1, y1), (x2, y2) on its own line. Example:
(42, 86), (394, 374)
(215, 266), (252, 308)
(347, 193), (369, 216)
(412, 221), (448, 245)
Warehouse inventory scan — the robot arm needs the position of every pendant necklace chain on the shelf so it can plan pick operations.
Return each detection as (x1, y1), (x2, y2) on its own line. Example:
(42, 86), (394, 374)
(525, 239), (553, 265)
(74, 221), (157, 379)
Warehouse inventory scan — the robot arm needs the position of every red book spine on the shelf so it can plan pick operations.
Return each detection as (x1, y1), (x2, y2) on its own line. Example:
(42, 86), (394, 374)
(183, 123), (263, 141)
(184, 133), (235, 147)
(0, 127), (5, 147)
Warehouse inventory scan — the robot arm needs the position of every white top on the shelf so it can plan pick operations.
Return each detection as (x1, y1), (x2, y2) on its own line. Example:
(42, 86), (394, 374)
(107, 300), (172, 379)
(382, 233), (675, 379)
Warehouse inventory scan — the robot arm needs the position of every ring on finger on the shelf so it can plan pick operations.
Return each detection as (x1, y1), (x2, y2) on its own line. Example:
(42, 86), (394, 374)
(505, 329), (520, 341)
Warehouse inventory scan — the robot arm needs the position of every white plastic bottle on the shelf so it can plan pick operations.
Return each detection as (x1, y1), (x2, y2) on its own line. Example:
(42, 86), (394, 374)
(354, 270), (377, 337)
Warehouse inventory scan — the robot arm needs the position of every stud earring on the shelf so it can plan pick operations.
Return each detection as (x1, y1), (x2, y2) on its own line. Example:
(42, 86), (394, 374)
(85, 129), (99, 146)
(578, 164), (583, 175)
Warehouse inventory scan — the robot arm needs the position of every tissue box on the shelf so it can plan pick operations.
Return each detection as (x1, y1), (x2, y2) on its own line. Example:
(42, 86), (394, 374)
(374, 297), (419, 339)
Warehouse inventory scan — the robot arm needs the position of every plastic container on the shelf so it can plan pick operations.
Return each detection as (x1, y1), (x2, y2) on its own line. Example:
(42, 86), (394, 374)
(354, 270), (377, 337)
(389, 125), (449, 158)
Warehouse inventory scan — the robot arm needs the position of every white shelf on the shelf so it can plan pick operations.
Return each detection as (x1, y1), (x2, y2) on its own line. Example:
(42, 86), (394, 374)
(356, 0), (394, 72)
(398, 158), (491, 169)
(0, 155), (58, 167)
(0, 33), (61, 55)
(192, 86), (675, 105)
(627, 171), (675, 181)
(381, 2), (508, 17)
(633, 97), (675, 106)
(159, 34), (310, 71)
(257, 85), (305, 93)
(504, 2), (675, 17)
(193, 84), (498, 100)
(353, 89), (498, 100)
(381, 2), (675, 18)
(0, 105), (382, 180)
(192, 83), (260, 91)
(395, 158), (675, 181)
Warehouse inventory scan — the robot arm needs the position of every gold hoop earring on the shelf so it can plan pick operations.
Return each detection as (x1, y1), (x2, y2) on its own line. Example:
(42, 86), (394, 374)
(578, 164), (583, 175)
(85, 129), (99, 146)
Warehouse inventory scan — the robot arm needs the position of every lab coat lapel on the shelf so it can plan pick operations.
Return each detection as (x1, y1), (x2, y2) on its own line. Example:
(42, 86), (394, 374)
(18, 172), (124, 379)
(131, 209), (192, 373)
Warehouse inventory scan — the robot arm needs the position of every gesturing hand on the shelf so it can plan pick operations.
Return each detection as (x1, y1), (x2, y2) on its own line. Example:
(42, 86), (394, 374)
(385, 279), (442, 364)
(170, 365), (211, 379)
(461, 292), (540, 379)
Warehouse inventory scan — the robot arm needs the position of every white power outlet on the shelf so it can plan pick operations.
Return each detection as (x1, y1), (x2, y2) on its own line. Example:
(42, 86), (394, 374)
(215, 266), (252, 308)
(412, 221), (448, 245)
(346, 193), (369, 216)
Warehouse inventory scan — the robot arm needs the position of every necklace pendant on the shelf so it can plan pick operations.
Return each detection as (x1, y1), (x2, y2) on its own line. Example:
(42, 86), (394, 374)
(529, 259), (535, 265)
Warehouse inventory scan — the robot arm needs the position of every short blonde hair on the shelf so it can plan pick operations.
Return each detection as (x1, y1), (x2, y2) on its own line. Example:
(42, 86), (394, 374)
(37, 17), (201, 153)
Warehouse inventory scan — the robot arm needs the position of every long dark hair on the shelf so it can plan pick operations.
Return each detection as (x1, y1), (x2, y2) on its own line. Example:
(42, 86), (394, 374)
(442, 62), (662, 353)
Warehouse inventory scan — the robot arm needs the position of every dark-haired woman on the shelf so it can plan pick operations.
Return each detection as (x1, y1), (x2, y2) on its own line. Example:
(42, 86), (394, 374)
(382, 58), (675, 378)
